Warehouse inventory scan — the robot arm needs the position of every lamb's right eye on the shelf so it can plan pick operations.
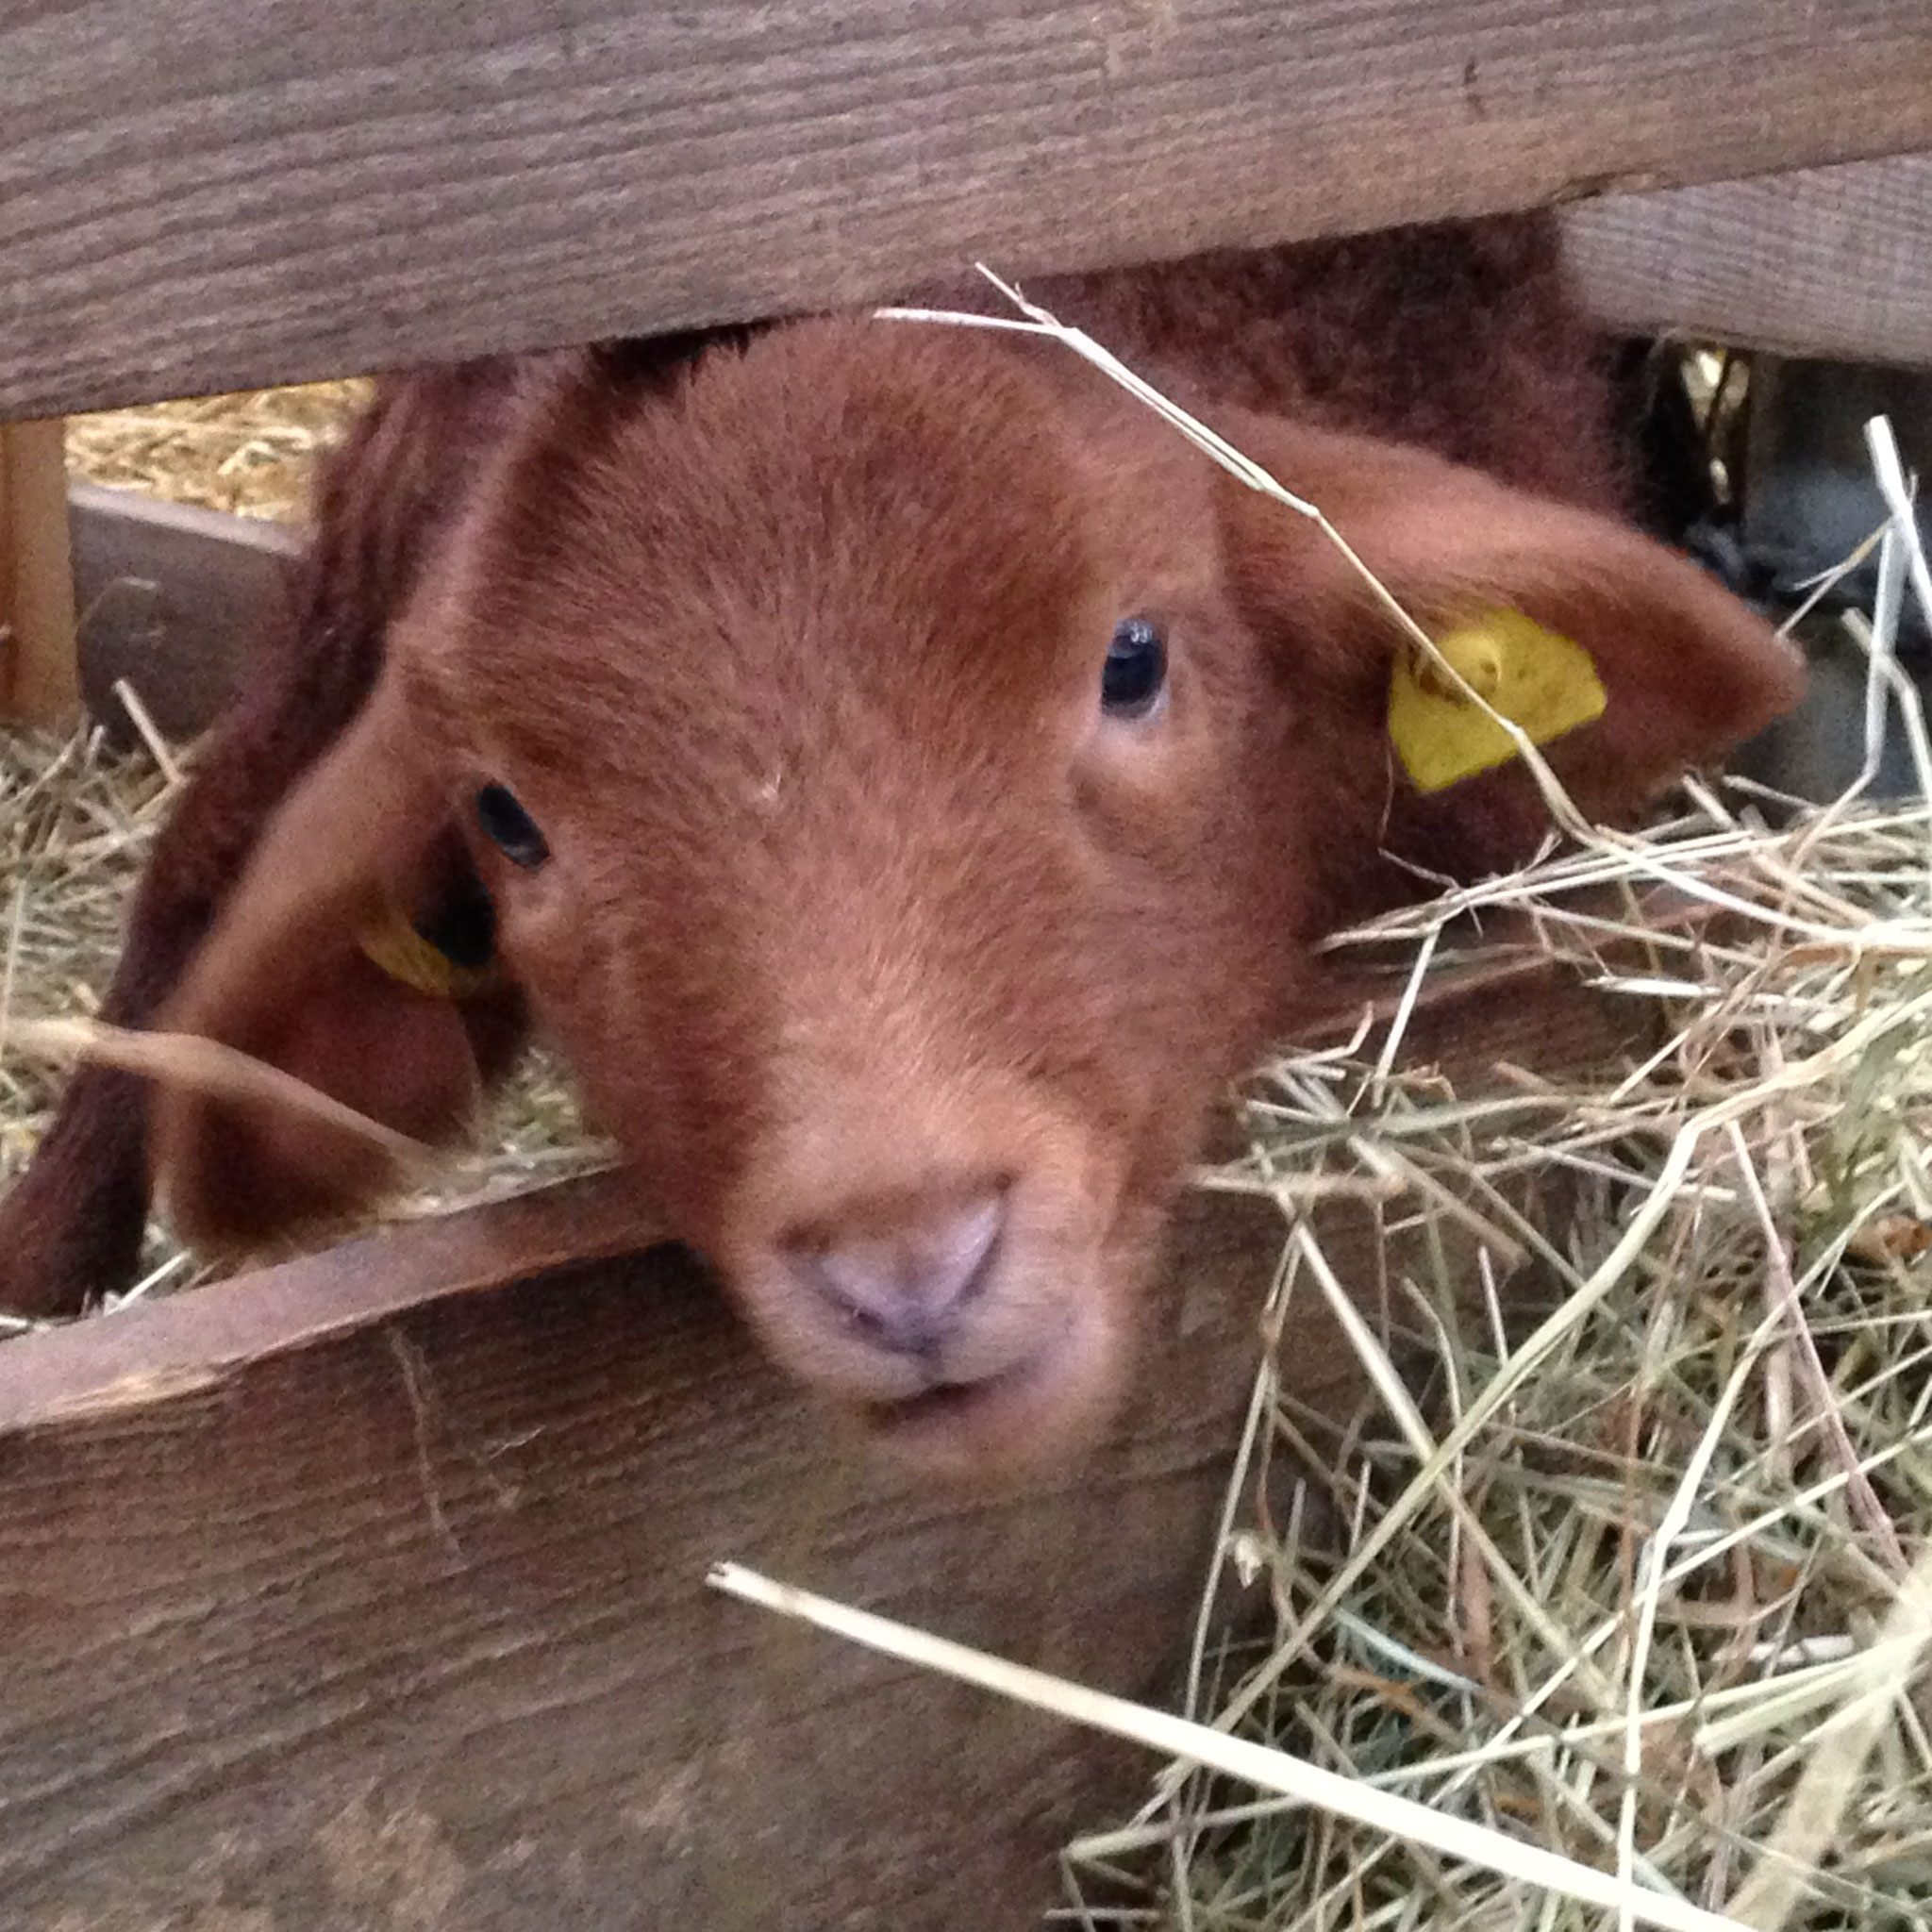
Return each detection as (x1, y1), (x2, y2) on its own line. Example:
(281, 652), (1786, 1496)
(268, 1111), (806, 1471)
(475, 784), (549, 870)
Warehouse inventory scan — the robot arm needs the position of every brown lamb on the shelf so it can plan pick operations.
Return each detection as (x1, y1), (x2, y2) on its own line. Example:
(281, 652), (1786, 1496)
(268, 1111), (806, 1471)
(0, 217), (1803, 1475)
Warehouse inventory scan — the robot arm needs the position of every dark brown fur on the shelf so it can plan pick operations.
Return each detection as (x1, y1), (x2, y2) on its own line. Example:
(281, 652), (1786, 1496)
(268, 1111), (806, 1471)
(0, 219), (1802, 1474)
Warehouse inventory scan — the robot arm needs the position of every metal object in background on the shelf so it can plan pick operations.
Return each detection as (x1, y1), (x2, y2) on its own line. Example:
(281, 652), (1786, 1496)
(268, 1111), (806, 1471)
(1724, 356), (1932, 804)
(1742, 356), (1932, 640)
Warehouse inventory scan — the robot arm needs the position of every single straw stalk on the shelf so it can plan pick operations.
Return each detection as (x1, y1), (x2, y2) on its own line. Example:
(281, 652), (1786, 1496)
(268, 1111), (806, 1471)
(708, 1562), (1752, 1932)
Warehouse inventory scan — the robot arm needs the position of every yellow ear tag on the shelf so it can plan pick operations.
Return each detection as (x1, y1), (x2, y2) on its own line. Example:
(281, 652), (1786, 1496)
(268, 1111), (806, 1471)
(1388, 608), (1607, 793)
(356, 903), (495, 1001)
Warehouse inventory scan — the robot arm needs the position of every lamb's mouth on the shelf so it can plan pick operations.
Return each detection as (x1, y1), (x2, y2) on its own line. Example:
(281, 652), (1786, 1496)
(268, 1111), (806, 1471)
(856, 1313), (1098, 1464)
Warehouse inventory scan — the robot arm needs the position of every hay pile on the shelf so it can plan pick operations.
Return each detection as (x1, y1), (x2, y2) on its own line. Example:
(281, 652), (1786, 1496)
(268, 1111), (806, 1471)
(0, 726), (213, 1311)
(1057, 775), (1932, 1928)
(65, 379), (371, 522)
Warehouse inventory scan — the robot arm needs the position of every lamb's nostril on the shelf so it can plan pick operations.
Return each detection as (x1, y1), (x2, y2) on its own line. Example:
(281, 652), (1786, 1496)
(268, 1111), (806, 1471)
(786, 1187), (1008, 1364)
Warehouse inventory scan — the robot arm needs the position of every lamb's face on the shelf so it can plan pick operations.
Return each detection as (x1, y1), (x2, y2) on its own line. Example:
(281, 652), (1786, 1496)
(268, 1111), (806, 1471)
(422, 323), (1310, 1472)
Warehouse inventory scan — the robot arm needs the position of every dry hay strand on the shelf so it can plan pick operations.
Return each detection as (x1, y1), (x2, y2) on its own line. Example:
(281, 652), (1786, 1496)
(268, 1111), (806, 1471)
(65, 379), (372, 524)
(0, 717), (609, 1321)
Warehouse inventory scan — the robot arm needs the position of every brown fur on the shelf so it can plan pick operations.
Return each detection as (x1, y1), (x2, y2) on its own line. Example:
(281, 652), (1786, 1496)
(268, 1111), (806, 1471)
(0, 219), (1802, 1475)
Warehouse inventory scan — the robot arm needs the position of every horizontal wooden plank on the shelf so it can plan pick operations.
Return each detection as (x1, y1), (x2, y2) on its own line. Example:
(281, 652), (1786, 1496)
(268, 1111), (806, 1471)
(0, 1189), (1286, 1930)
(50, 152), (1932, 753)
(70, 481), (296, 742)
(0, 1172), (661, 1430)
(1565, 152), (1932, 365)
(5, 2), (1932, 417)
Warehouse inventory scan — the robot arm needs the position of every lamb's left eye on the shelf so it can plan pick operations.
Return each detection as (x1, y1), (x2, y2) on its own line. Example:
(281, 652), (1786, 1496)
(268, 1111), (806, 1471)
(1101, 618), (1168, 720)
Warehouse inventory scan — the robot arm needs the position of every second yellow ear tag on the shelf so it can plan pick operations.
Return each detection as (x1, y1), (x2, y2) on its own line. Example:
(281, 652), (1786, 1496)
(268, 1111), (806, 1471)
(1388, 608), (1607, 793)
(357, 903), (496, 1001)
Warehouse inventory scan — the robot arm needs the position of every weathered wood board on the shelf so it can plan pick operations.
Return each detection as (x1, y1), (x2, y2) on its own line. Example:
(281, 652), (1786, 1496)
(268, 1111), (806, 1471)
(5, 2), (1932, 419)
(47, 124), (1932, 746)
(1566, 151), (1932, 367)
(69, 481), (296, 743)
(0, 420), (79, 728)
(0, 965), (1643, 1931)
(0, 1185), (1285, 1932)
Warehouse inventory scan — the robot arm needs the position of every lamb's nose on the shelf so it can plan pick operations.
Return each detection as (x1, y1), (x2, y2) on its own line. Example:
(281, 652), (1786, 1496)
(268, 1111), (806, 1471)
(784, 1188), (1007, 1364)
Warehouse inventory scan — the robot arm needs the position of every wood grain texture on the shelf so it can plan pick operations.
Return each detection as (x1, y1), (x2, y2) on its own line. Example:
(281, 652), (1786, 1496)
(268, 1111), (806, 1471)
(4, 2), (1932, 418)
(0, 971), (1642, 1930)
(0, 1172), (664, 1430)
(1566, 152), (1932, 365)
(69, 481), (297, 742)
(0, 420), (79, 726)
(0, 1196), (1283, 1931)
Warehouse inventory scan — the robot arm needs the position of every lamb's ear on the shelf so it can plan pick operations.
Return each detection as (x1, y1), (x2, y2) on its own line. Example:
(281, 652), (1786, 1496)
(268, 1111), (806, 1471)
(151, 668), (499, 1259)
(1212, 413), (1806, 889)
